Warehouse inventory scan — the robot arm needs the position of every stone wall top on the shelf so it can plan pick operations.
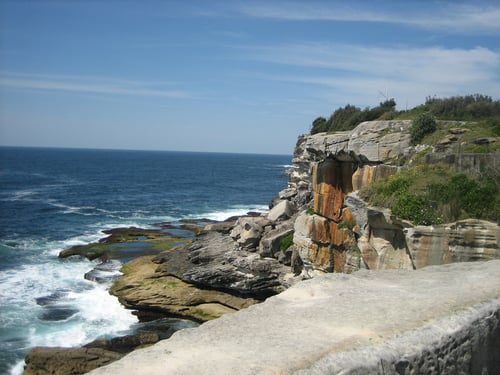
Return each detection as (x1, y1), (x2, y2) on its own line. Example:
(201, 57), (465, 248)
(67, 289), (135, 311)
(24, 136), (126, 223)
(88, 260), (500, 375)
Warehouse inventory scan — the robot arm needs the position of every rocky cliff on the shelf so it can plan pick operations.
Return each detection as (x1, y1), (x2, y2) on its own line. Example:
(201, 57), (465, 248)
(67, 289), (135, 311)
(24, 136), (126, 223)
(284, 120), (499, 275)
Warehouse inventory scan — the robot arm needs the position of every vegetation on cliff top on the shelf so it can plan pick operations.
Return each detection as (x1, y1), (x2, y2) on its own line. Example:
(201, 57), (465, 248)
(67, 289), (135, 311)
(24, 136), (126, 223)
(359, 166), (499, 225)
(311, 94), (500, 136)
(311, 94), (500, 225)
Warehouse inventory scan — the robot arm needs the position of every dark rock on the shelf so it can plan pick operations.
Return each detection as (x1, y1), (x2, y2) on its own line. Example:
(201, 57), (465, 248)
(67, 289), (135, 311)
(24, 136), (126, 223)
(155, 230), (293, 298)
(36, 290), (78, 321)
(84, 332), (160, 354)
(474, 137), (497, 145)
(35, 290), (68, 306)
(132, 317), (199, 340)
(259, 225), (294, 258)
(39, 306), (78, 321)
(84, 260), (123, 283)
(111, 255), (257, 322)
(23, 331), (165, 375)
(23, 347), (123, 375)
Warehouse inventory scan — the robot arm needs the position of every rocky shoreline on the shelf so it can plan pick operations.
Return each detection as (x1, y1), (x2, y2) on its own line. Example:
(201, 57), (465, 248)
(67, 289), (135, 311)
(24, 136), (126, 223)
(24, 120), (500, 374)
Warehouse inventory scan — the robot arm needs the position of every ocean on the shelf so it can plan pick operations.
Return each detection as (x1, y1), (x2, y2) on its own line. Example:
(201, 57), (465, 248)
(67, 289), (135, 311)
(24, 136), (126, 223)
(0, 147), (291, 374)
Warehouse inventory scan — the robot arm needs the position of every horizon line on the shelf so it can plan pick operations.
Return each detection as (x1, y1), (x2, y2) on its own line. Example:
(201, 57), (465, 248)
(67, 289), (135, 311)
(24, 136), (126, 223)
(0, 144), (293, 157)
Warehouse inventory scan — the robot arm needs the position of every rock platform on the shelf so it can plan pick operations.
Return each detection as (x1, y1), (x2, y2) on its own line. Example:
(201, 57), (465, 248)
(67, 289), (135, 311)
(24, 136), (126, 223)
(88, 260), (500, 374)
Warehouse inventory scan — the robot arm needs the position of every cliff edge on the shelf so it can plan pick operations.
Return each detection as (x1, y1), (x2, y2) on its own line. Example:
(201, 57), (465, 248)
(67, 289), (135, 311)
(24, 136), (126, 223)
(88, 260), (500, 374)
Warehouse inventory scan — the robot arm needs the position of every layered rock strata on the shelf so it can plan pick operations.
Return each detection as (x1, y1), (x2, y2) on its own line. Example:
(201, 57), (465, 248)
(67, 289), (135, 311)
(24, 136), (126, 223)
(286, 120), (500, 274)
(88, 260), (500, 375)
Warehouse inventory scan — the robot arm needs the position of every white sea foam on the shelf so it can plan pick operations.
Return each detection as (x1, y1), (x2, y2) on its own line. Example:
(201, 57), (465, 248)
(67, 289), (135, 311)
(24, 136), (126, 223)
(0, 237), (137, 375)
(196, 205), (269, 222)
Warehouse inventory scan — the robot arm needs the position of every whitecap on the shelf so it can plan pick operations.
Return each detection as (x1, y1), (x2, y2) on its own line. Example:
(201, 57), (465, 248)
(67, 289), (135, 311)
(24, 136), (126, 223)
(2, 190), (38, 202)
(192, 205), (269, 222)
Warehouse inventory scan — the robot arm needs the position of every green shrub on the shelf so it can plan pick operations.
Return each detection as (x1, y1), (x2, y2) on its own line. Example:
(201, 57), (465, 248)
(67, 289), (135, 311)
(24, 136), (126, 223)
(425, 94), (499, 120)
(279, 232), (294, 252)
(379, 174), (413, 196)
(428, 174), (500, 222)
(410, 112), (437, 145)
(392, 192), (442, 225)
(306, 207), (315, 215)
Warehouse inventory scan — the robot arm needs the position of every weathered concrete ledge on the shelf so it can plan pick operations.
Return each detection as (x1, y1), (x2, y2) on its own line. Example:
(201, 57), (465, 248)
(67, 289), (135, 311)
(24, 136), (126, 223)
(88, 260), (500, 374)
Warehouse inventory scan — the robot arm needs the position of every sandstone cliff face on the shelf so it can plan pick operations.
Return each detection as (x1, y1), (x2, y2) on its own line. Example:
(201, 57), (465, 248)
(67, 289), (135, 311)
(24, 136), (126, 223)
(283, 120), (500, 274)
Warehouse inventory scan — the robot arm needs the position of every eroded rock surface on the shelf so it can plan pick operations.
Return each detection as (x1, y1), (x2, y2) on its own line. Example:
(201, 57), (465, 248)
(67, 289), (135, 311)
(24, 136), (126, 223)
(289, 120), (500, 273)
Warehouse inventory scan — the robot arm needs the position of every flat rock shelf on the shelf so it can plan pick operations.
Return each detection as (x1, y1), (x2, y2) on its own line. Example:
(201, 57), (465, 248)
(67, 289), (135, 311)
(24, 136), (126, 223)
(88, 260), (500, 374)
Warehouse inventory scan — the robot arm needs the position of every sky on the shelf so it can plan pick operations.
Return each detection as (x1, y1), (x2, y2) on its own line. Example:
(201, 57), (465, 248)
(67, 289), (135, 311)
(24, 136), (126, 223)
(0, 1), (499, 155)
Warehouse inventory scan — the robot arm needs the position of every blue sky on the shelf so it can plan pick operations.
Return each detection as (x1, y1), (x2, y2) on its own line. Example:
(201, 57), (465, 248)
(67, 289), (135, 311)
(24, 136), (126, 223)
(1, 1), (499, 154)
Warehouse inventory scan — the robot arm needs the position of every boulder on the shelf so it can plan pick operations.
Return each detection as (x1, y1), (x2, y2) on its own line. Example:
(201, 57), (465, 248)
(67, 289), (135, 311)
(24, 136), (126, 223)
(267, 199), (295, 222)
(229, 216), (270, 250)
(277, 187), (297, 200)
(258, 224), (294, 258)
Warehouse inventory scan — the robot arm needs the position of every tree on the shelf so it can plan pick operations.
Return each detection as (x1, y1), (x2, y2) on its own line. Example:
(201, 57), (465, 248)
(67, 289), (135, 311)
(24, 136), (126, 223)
(311, 117), (328, 134)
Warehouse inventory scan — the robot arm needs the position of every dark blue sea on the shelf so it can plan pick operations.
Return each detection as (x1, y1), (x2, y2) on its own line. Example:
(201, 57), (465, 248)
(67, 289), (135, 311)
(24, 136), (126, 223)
(0, 147), (291, 374)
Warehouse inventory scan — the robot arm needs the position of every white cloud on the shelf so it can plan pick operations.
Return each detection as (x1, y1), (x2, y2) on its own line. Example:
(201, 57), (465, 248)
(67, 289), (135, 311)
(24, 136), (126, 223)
(238, 1), (500, 34)
(0, 73), (190, 98)
(245, 43), (500, 108)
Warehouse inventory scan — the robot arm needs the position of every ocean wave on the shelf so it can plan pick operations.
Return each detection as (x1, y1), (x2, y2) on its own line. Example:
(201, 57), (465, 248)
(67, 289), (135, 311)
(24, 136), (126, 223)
(188, 205), (269, 222)
(0, 243), (136, 375)
(0, 189), (38, 202)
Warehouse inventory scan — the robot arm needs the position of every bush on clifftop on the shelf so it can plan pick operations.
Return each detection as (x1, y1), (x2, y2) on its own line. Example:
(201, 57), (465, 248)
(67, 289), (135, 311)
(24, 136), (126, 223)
(359, 166), (500, 225)
(311, 99), (396, 134)
(410, 111), (437, 145)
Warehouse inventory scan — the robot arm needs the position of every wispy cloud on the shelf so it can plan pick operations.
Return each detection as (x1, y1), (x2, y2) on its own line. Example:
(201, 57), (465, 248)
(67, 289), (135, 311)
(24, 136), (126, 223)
(244, 43), (500, 107)
(0, 73), (190, 98)
(237, 1), (500, 34)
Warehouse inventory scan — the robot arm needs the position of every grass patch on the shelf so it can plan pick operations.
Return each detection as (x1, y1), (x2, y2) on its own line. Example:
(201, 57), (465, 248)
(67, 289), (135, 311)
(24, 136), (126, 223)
(191, 308), (217, 320)
(338, 220), (356, 231)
